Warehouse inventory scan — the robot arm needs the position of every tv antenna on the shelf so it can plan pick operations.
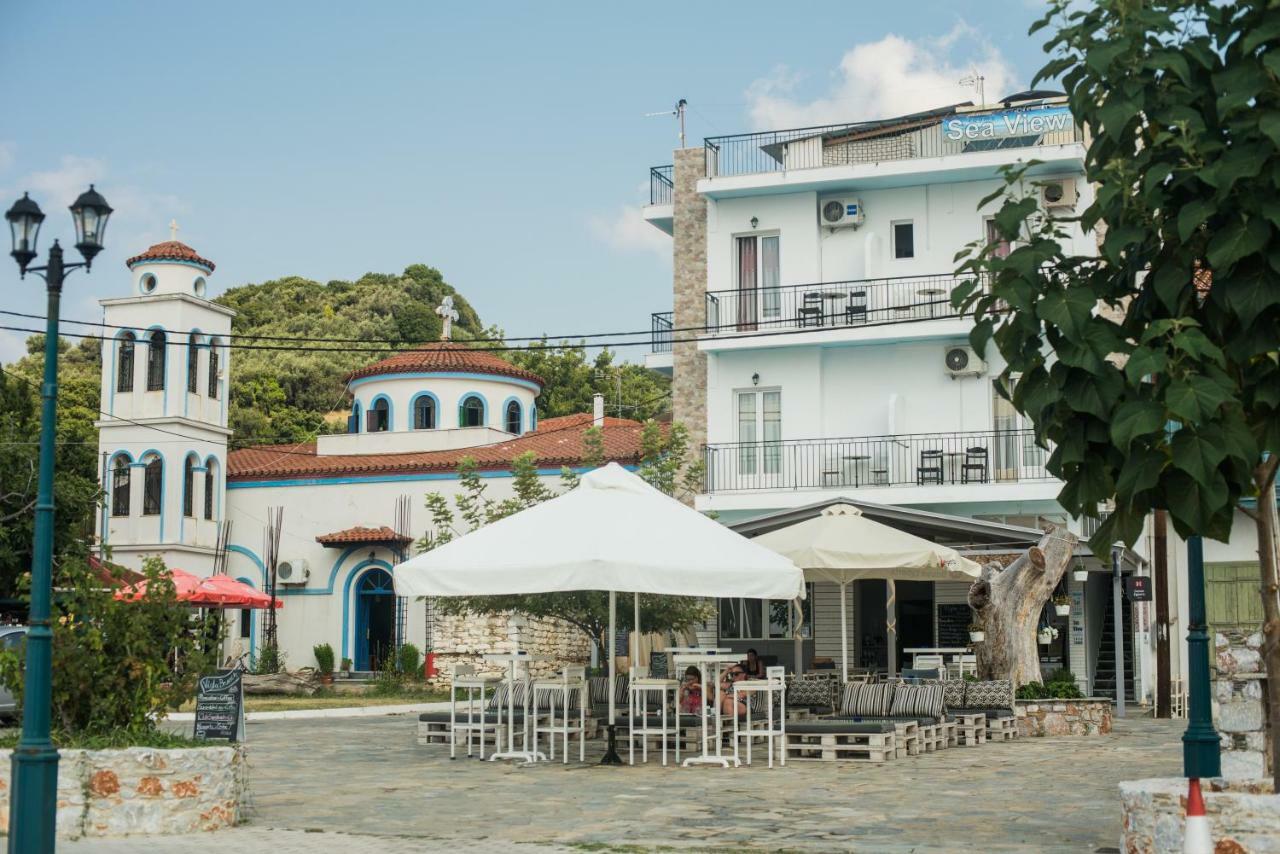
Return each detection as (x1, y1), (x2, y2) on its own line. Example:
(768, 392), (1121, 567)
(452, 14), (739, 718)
(959, 72), (986, 107)
(645, 98), (688, 147)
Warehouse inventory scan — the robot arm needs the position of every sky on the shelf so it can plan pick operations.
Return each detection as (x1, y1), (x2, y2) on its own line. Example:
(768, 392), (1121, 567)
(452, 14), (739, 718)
(0, 1), (1056, 364)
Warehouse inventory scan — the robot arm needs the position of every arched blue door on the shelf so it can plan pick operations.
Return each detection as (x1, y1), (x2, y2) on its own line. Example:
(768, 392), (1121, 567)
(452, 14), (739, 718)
(354, 568), (395, 671)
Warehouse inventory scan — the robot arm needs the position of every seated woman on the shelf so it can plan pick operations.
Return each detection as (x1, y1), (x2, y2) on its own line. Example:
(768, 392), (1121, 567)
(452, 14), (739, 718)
(741, 648), (766, 679)
(678, 665), (703, 714)
(719, 665), (750, 717)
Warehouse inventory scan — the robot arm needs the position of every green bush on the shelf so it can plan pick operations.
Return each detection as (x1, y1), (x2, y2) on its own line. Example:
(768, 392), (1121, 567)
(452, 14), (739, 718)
(1016, 682), (1048, 700)
(396, 643), (422, 677)
(0, 556), (219, 738)
(253, 645), (284, 675)
(370, 666), (405, 696)
(1015, 670), (1085, 701)
(313, 643), (335, 675)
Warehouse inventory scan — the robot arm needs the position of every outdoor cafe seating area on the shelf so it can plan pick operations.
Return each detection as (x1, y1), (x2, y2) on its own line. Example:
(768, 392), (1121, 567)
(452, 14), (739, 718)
(416, 648), (1019, 769)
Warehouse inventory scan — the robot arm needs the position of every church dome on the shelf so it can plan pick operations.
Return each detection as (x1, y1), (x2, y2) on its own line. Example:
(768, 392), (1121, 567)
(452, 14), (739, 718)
(345, 342), (543, 388)
(125, 240), (215, 273)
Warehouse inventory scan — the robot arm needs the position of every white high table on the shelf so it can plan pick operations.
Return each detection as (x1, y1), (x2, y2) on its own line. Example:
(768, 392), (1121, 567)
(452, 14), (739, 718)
(483, 652), (550, 764)
(672, 651), (743, 768)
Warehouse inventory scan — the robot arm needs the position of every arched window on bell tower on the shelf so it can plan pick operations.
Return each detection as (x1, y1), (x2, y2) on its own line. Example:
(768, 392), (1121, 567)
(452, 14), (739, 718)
(111, 455), (132, 516)
(147, 330), (167, 391)
(117, 333), (135, 393)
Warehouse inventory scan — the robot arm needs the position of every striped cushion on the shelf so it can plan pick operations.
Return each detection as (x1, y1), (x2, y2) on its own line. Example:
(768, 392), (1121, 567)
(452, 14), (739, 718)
(487, 681), (526, 712)
(890, 683), (944, 719)
(839, 682), (895, 717)
(531, 685), (582, 711)
(588, 675), (630, 706)
(746, 690), (782, 717)
(942, 679), (967, 710)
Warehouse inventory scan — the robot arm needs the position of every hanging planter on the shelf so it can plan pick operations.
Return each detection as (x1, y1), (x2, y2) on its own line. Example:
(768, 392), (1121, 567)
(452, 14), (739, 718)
(968, 622), (985, 643)
(1073, 568), (1089, 583)
(1038, 626), (1058, 645)
(1053, 594), (1071, 617)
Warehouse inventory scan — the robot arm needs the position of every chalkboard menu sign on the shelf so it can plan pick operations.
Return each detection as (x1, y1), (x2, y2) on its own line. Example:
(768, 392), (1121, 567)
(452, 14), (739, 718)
(936, 603), (974, 647)
(193, 669), (244, 742)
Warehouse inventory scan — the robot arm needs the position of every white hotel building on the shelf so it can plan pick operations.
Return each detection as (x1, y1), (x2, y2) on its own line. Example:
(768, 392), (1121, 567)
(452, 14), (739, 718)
(641, 93), (1267, 704)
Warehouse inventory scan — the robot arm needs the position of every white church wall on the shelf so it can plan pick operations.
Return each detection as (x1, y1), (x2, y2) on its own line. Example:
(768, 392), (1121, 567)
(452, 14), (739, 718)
(347, 373), (539, 435)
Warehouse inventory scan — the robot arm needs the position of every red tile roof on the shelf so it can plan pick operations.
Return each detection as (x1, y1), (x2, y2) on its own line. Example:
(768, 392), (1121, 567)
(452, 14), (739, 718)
(227, 414), (645, 482)
(316, 525), (413, 547)
(345, 342), (543, 387)
(125, 240), (216, 272)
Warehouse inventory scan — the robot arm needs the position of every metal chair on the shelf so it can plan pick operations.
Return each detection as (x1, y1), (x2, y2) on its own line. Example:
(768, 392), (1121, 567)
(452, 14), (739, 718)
(917, 449), (944, 485)
(797, 292), (824, 327)
(532, 665), (587, 764)
(961, 446), (989, 484)
(846, 290), (868, 325)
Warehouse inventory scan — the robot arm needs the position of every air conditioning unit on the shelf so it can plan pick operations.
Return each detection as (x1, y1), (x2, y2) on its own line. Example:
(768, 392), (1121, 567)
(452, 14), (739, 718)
(276, 559), (310, 585)
(944, 345), (987, 379)
(819, 197), (864, 228)
(1040, 178), (1078, 209)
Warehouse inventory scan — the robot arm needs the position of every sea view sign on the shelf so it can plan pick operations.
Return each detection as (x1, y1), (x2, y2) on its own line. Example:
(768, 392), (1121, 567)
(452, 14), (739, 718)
(941, 106), (1073, 142)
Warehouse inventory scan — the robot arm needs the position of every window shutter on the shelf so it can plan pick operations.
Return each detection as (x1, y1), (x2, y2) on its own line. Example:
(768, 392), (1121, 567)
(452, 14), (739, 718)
(366, 410), (378, 432)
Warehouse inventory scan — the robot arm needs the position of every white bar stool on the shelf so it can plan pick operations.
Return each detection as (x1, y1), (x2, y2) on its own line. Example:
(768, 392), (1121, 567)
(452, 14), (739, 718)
(628, 666), (681, 766)
(532, 665), (587, 763)
(450, 663), (502, 760)
(733, 665), (787, 767)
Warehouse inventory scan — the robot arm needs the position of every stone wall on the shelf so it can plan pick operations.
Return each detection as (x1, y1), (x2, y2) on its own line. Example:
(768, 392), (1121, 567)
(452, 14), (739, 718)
(430, 611), (591, 683)
(1120, 777), (1279, 853)
(671, 146), (708, 481)
(1014, 698), (1113, 737)
(1214, 630), (1271, 780)
(0, 746), (244, 839)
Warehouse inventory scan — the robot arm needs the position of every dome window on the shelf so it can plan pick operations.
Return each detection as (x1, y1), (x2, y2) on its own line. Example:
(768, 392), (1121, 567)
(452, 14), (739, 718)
(140, 273), (157, 294)
(193, 276), (207, 297)
(505, 400), (522, 434)
(459, 395), (485, 428)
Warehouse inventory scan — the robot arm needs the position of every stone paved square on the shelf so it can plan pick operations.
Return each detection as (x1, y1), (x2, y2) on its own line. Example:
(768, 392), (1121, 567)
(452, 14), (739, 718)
(60, 712), (1183, 852)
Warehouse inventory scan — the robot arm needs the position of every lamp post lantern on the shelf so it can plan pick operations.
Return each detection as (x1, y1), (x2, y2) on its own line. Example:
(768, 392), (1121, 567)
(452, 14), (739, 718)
(5, 186), (111, 854)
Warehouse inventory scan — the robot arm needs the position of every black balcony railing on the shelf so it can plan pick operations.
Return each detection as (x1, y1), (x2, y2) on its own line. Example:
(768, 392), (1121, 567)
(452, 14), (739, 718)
(703, 429), (1052, 494)
(704, 117), (1083, 179)
(705, 272), (986, 334)
(649, 165), (674, 205)
(651, 311), (673, 353)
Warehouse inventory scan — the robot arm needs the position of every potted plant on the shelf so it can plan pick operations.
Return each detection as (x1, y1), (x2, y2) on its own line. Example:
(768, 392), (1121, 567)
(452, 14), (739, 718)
(1053, 594), (1071, 617)
(968, 622), (985, 643)
(1073, 564), (1089, 583)
(1038, 626), (1058, 645)
(313, 642), (335, 686)
(339, 657), (352, 678)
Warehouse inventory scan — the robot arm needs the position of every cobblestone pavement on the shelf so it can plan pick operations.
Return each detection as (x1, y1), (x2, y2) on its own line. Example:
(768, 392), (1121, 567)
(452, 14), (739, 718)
(62, 713), (1183, 853)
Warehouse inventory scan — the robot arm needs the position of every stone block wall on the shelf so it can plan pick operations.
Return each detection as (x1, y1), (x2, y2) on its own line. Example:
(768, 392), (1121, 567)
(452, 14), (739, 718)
(430, 611), (591, 684)
(1214, 630), (1271, 780)
(671, 146), (708, 483)
(0, 746), (244, 839)
(1120, 777), (1279, 853)
(1014, 698), (1113, 737)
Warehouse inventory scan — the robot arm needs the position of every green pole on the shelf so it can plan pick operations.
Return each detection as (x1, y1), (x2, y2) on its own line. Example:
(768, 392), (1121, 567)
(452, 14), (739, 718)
(1182, 534), (1221, 779)
(7, 242), (64, 854)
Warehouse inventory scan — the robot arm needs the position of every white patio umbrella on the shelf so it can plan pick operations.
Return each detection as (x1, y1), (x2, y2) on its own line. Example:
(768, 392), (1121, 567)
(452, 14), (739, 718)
(393, 463), (804, 760)
(751, 503), (982, 679)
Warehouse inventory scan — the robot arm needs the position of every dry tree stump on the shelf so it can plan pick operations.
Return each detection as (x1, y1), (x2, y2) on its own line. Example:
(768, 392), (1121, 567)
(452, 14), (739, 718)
(967, 526), (1078, 687)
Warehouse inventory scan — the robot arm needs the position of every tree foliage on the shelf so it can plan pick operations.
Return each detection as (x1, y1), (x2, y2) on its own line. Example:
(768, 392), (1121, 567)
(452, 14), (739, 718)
(0, 556), (219, 737)
(420, 434), (712, 661)
(955, 0), (1280, 782)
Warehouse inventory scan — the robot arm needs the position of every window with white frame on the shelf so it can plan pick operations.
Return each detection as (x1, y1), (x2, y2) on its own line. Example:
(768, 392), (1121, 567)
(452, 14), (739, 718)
(736, 389), (781, 475)
(892, 220), (915, 259)
(735, 234), (780, 324)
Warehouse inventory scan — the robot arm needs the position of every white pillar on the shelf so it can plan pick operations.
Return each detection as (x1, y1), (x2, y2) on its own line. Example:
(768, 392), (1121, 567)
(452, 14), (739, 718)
(608, 590), (617, 725)
(633, 591), (641, 673)
(839, 581), (849, 681)
(887, 579), (898, 675)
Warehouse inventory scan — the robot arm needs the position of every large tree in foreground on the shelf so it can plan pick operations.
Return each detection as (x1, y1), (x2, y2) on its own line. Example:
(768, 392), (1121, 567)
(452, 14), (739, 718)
(955, 0), (1279, 783)
(420, 426), (712, 664)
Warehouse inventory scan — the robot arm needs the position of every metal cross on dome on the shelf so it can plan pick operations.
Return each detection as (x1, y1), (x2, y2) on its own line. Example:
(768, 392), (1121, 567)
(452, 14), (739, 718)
(435, 295), (458, 341)
(169, 219), (180, 241)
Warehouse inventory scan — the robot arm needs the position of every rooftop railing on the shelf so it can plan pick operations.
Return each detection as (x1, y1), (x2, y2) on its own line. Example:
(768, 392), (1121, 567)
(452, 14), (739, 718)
(650, 311), (673, 353)
(703, 429), (1052, 494)
(649, 165), (674, 205)
(704, 115), (1083, 179)
(704, 272), (986, 335)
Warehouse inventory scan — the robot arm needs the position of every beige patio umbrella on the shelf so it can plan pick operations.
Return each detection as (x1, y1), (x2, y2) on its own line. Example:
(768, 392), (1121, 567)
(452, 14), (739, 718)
(751, 503), (982, 679)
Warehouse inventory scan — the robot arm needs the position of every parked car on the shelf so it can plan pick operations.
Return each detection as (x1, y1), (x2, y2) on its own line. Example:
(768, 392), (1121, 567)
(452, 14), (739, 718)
(0, 626), (27, 719)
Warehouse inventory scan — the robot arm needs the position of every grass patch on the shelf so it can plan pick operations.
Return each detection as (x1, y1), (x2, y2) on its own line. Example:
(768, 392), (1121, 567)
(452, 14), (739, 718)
(0, 728), (213, 750)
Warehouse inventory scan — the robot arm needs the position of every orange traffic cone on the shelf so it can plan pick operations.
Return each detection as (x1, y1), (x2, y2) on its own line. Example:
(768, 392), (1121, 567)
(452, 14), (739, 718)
(1183, 777), (1212, 854)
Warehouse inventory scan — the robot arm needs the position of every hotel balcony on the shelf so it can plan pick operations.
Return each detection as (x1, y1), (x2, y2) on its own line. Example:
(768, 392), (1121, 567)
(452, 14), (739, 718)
(700, 429), (1058, 512)
(700, 272), (985, 351)
(642, 165), (674, 234)
(700, 103), (1085, 199)
(644, 310), (673, 374)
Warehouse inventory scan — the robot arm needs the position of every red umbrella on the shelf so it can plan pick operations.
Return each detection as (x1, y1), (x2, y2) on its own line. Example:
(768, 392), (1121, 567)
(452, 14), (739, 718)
(114, 568), (282, 609)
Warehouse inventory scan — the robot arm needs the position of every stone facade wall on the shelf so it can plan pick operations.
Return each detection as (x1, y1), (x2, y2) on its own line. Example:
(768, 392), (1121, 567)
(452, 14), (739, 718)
(1214, 630), (1271, 780)
(0, 746), (244, 839)
(430, 611), (591, 683)
(1120, 777), (1279, 854)
(671, 146), (708, 482)
(1014, 698), (1113, 737)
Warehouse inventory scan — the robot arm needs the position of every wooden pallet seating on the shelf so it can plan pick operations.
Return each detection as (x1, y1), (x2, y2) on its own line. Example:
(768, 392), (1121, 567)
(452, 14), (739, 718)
(953, 712), (987, 746)
(784, 719), (898, 762)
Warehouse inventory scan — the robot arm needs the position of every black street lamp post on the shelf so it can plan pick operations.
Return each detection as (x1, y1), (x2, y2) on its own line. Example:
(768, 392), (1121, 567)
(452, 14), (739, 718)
(5, 186), (112, 854)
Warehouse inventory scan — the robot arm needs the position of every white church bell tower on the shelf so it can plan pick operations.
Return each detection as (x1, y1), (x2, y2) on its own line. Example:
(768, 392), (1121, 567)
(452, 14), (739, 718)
(96, 225), (236, 576)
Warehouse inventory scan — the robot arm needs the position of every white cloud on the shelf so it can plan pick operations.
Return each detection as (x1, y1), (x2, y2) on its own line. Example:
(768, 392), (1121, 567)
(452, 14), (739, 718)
(588, 206), (671, 260)
(0, 329), (30, 366)
(745, 24), (1019, 129)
